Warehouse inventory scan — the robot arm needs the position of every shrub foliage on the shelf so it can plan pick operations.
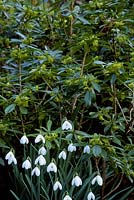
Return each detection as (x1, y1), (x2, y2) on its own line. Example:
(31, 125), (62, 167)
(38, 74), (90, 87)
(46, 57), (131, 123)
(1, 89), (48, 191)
(0, 0), (134, 199)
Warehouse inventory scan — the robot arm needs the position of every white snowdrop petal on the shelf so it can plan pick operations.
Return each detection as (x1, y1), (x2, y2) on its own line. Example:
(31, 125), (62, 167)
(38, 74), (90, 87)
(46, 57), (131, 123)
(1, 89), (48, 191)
(35, 155), (46, 166)
(35, 134), (45, 144)
(72, 175), (82, 187)
(5, 151), (14, 160)
(62, 120), (72, 130)
(53, 181), (62, 191)
(32, 167), (40, 176)
(35, 168), (40, 176)
(58, 151), (67, 160)
(5, 151), (17, 165)
(38, 147), (47, 155)
(68, 143), (76, 152)
(83, 145), (90, 154)
(8, 157), (13, 165)
(63, 195), (72, 200)
(12, 157), (17, 165)
(22, 160), (31, 169)
(47, 162), (57, 173)
(31, 169), (35, 176)
(96, 175), (103, 186)
(20, 135), (29, 144)
(87, 192), (95, 200)
(91, 177), (96, 185)
(38, 155), (46, 166)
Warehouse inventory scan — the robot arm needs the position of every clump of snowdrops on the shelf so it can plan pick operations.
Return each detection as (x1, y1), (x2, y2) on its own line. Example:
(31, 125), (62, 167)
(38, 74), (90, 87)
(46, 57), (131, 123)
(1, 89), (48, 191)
(5, 119), (103, 200)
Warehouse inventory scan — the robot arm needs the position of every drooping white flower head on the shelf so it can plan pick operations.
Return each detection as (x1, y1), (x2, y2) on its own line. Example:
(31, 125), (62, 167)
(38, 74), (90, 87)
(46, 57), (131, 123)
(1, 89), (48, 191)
(58, 150), (67, 160)
(72, 175), (82, 187)
(20, 135), (29, 144)
(83, 145), (90, 154)
(35, 155), (46, 166)
(63, 195), (72, 200)
(5, 151), (17, 165)
(31, 166), (40, 176)
(62, 120), (73, 130)
(87, 191), (95, 200)
(5, 151), (14, 160)
(22, 159), (31, 170)
(35, 134), (45, 144)
(8, 156), (17, 165)
(47, 162), (57, 173)
(91, 175), (103, 186)
(68, 143), (76, 152)
(38, 146), (47, 156)
(53, 181), (62, 191)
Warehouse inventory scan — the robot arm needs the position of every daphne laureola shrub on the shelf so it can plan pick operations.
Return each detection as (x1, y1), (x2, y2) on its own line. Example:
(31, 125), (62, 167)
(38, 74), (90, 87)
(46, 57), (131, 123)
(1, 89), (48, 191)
(0, 0), (134, 199)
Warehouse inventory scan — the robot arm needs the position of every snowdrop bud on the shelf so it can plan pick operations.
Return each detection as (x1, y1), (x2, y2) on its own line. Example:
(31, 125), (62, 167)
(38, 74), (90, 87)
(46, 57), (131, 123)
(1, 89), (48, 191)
(58, 150), (67, 160)
(72, 175), (82, 187)
(91, 175), (103, 186)
(22, 159), (31, 169)
(35, 134), (45, 144)
(38, 146), (47, 156)
(68, 143), (76, 152)
(83, 145), (90, 154)
(53, 181), (62, 191)
(47, 162), (57, 173)
(63, 195), (72, 200)
(62, 120), (73, 130)
(31, 166), (40, 176)
(35, 155), (46, 166)
(87, 192), (95, 200)
(20, 135), (29, 144)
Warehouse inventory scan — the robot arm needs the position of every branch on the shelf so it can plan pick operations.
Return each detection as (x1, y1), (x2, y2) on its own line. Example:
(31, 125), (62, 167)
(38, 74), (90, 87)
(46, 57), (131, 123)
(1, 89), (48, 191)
(102, 174), (123, 200)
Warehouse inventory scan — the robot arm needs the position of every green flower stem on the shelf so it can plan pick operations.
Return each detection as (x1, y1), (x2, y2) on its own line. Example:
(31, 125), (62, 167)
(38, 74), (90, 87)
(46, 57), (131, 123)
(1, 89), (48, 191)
(38, 174), (40, 200)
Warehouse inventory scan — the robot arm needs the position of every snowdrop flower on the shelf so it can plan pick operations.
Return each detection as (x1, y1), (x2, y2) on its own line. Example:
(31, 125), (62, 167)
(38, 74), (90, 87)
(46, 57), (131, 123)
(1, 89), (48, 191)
(38, 146), (47, 155)
(35, 155), (46, 166)
(8, 156), (17, 165)
(47, 162), (57, 173)
(31, 166), (40, 176)
(35, 134), (45, 144)
(62, 120), (72, 130)
(5, 151), (14, 160)
(72, 175), (82, 187)
(68, 143), (76, 152)
(87, 191), (95, 200)
(5, 151), (17, 165)
(83, 145), (90, 154)
(53, 181), (62, 191)
(22, 159), (31, 169)
(91, 175), (103, 186)
(20, 135), (29, 144)
(58, 150), (67, 160)
(63, 195), (72, 200)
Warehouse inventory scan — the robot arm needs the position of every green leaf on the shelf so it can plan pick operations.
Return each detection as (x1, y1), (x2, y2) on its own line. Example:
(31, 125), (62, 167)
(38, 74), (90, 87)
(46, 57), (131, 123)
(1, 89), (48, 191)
(0, 157), (5, 166)
(10, 190), (20, 200)
(94, 60), (106, 65)
(84, 91), (91, 106)
(112, 137), (121, 146)
(47, 118), (52, 132)
(5, 104), (16, 114)
(19, 106), (28, 115)
(110, 74), (117, 85)
(77, 16), (90, 25)
(92, 145), (102, 157)
(92, 82), (101, 92)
